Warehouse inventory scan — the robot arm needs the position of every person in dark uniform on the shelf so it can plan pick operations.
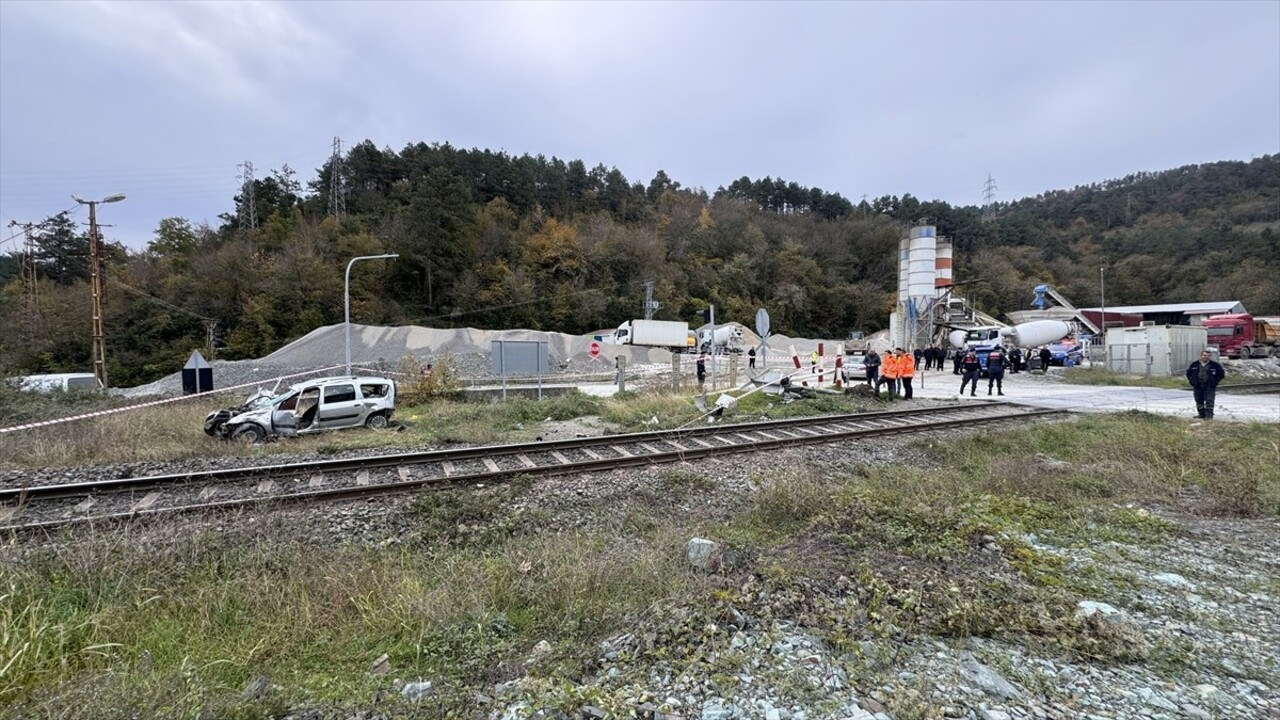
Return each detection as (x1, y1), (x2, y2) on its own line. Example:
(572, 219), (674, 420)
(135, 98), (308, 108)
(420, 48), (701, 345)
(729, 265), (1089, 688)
(1186, 349), (1225, 419)
(953, 347), (964, 374)
(913, 347), (923, 370)
(1039, 346), (1052, 369)
(748, 346), (757, 370)
(1009, 347), (1022, 374)
(864, 349), (881, 387)
(986, 346), (1007, 395)
(696, 356), (707, 387)
(960, 351), (981, 396)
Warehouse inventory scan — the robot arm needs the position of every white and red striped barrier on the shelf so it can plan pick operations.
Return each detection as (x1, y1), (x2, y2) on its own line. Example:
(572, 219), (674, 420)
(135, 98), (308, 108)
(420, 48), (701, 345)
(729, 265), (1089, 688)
(0, 365), (350, 436)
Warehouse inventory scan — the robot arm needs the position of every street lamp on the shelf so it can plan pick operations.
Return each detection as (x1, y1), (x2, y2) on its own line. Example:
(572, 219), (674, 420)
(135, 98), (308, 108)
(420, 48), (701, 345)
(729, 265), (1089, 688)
(72, 193), (126, 389)
(344, 254), (398, 375)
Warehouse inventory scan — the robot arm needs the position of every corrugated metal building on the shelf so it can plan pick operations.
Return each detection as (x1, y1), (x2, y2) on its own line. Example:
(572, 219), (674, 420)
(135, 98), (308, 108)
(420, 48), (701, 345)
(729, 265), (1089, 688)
(1078, 301), (1246, 328)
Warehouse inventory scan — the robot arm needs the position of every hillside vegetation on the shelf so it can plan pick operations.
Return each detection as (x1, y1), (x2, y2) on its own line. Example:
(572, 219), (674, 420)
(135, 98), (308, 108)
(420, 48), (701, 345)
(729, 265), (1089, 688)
(1, 147), (1276, 387)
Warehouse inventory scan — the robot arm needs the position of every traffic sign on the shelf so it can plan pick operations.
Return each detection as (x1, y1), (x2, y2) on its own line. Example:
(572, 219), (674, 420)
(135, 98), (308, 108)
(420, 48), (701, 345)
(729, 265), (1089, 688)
(589, 342), (600, 358)
(756, 308), (771, 337)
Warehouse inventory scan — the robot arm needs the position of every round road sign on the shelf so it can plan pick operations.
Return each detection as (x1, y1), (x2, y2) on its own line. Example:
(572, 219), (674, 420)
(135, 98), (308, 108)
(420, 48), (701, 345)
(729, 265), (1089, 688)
(589, 342), (600, 358)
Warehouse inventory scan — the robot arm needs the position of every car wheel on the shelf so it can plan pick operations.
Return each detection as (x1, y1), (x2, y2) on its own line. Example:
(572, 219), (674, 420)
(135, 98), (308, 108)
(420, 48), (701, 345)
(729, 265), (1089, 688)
(232, 424), (267, 444)
(365, 413), (388, 429)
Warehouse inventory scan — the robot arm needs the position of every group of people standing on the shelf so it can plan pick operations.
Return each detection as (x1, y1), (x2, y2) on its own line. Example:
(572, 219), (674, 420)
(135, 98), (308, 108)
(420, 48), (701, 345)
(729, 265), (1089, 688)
(957, 346), (1008, 396)
(863, 348), (916, 399)
(912, 345), (951, 370)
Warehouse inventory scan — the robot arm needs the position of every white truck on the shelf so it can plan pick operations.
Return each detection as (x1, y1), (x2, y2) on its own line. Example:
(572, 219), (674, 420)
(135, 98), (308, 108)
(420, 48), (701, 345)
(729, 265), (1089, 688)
(612, 320), (697, 352)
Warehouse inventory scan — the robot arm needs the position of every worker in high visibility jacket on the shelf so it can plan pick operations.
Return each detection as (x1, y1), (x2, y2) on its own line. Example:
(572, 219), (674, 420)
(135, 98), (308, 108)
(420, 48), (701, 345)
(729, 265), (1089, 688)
(897, 348), (915, 399)
(877, 348), (899, 397)
(880, 345), (901, 394)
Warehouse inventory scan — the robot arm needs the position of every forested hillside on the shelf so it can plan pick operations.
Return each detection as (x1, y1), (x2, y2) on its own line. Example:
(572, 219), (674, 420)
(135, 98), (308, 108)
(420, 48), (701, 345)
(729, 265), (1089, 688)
(1, 145), (1276, 387)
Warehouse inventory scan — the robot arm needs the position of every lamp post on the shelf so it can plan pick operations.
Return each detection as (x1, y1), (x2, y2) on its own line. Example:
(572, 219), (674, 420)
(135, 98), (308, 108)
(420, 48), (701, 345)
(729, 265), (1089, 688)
(72, 193), (126, 389)
(344, 254), (398, 375)
(1099, 266), (1106, 339)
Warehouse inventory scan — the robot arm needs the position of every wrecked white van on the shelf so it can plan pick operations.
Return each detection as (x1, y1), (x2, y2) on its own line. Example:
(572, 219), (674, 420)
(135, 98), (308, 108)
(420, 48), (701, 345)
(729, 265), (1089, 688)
(208, 376), (396, 443)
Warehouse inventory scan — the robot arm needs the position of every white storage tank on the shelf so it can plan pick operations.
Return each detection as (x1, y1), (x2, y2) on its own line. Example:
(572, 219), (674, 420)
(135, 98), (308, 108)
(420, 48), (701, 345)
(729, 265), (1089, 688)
(1105, 325), (1208, 376)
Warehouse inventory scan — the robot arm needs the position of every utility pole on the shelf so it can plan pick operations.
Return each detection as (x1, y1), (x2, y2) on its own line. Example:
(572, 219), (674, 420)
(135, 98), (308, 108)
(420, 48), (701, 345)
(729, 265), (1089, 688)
(1099, 267), (1106, 339)
(73, 193), (126, 389)
(9, 221), (41, 343)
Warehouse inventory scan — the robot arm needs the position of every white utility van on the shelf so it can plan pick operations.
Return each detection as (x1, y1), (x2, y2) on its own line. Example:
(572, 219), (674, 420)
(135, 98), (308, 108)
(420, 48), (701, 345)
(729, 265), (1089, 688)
(9, 373), (99, 392)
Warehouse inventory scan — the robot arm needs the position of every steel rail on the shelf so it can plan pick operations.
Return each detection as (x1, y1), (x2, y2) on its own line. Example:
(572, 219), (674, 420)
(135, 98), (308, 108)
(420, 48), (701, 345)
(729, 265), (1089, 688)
(1215, 380), (1280, 395)
(1, 405), (1065, 534)
(0, 402), (1020, 502)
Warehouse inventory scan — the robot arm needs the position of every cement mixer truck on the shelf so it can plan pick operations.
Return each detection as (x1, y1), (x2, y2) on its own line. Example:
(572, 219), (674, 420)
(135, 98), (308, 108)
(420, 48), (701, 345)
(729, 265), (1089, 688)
(948, 320), (1072, 375)
(696, 324), (745, 354)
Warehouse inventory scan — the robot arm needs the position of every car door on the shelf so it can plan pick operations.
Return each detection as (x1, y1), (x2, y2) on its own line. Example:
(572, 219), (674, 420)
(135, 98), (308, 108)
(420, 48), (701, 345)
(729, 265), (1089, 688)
(318, 382), (361, 429)
(271, 391), (301, 436)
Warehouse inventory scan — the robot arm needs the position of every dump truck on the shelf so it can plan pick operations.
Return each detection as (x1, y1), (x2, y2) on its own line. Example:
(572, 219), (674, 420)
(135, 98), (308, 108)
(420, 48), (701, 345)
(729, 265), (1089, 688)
(1204, 313), (1280, 358)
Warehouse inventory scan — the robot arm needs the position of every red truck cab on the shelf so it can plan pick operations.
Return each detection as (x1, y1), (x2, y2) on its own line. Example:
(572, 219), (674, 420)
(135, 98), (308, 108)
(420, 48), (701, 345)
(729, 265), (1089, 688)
(1204, 313), (1279, 358)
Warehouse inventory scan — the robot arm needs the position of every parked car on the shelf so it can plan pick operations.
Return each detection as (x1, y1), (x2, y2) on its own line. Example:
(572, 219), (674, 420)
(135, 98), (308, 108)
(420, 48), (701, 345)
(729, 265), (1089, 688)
(207, 376), (397, 443)
(1046, 342), (1083, 367)
(841, 352), (869, 383)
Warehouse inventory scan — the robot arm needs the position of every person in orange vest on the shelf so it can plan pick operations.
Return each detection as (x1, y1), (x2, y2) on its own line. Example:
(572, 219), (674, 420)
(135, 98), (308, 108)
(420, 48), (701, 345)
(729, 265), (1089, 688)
(877, 348), (899, 397)
(898, 348), (915, 399)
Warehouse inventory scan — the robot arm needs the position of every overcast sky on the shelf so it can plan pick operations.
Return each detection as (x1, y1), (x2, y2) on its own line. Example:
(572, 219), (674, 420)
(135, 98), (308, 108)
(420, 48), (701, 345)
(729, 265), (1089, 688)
(2, 0), (1277, 251)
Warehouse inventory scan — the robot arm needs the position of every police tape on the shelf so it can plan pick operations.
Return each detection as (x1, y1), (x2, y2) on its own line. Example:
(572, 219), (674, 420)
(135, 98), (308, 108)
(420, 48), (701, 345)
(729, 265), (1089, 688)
(0, 365), (350, 436)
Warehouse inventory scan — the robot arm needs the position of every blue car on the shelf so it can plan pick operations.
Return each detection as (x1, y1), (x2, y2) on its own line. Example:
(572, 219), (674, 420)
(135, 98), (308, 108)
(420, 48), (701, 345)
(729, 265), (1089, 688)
(1047, 342), (1083, 367)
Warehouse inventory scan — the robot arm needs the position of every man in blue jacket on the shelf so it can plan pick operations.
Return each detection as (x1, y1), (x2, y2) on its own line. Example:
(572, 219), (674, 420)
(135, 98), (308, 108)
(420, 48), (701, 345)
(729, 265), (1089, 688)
(1186, 349), (1226, 419)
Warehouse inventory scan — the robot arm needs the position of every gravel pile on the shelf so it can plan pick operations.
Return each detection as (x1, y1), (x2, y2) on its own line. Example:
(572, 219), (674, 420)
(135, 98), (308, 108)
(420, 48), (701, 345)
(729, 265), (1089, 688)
(118, 323), (901, 400)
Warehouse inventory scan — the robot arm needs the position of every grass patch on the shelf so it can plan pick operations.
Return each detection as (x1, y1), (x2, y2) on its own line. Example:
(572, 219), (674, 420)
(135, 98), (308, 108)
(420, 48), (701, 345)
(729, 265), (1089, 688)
(1058, 367), (1189, 389)
(3, 406), (1277, 716)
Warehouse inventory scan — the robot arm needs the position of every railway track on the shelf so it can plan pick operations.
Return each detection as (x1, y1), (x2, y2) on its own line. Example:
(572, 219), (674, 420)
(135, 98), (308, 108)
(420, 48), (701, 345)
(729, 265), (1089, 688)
(1, 402), (1064, 533)
(1216, 380), (1280, 395)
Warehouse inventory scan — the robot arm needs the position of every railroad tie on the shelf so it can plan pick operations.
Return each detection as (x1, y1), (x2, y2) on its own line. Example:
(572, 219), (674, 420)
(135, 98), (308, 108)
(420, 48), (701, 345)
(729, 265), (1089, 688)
(0, 505), (16, 522)
(398, 467), (412, 481)
(611, 445), (634, 457)
(442, 461), (456, 476)
(551, 451), (571, 464)
(198, 487), (218, 501)
(309, 475), (325, 488)
(356, 470), (371, 486)
(517, 454), (537, 469)
(74, 497), (96, 513)
(256, 480), (276, 494)
(582, 448), (603, 460)
(483, 458), (500, 473)
(132, 492), (162, 512)
(639, 443), (665, 455)
(666, 440), (688, 451)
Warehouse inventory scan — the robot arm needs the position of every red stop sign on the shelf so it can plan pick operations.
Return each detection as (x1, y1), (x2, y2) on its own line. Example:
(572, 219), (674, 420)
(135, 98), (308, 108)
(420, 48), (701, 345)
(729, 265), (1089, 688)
(589, 342), (600, 358)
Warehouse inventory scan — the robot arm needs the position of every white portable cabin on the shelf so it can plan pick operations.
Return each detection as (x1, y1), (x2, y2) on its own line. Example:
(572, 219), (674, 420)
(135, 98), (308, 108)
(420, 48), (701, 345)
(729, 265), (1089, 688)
(1104, 325), (1207, 377)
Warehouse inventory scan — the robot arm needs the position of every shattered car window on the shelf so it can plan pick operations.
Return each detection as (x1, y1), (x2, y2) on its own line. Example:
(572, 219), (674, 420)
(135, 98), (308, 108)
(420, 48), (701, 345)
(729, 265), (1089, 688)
(324, 384), (357, 403)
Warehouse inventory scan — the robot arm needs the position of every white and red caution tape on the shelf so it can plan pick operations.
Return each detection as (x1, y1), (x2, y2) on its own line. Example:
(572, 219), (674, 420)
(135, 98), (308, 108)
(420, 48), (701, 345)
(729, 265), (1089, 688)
(0, 365), (349, 436)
